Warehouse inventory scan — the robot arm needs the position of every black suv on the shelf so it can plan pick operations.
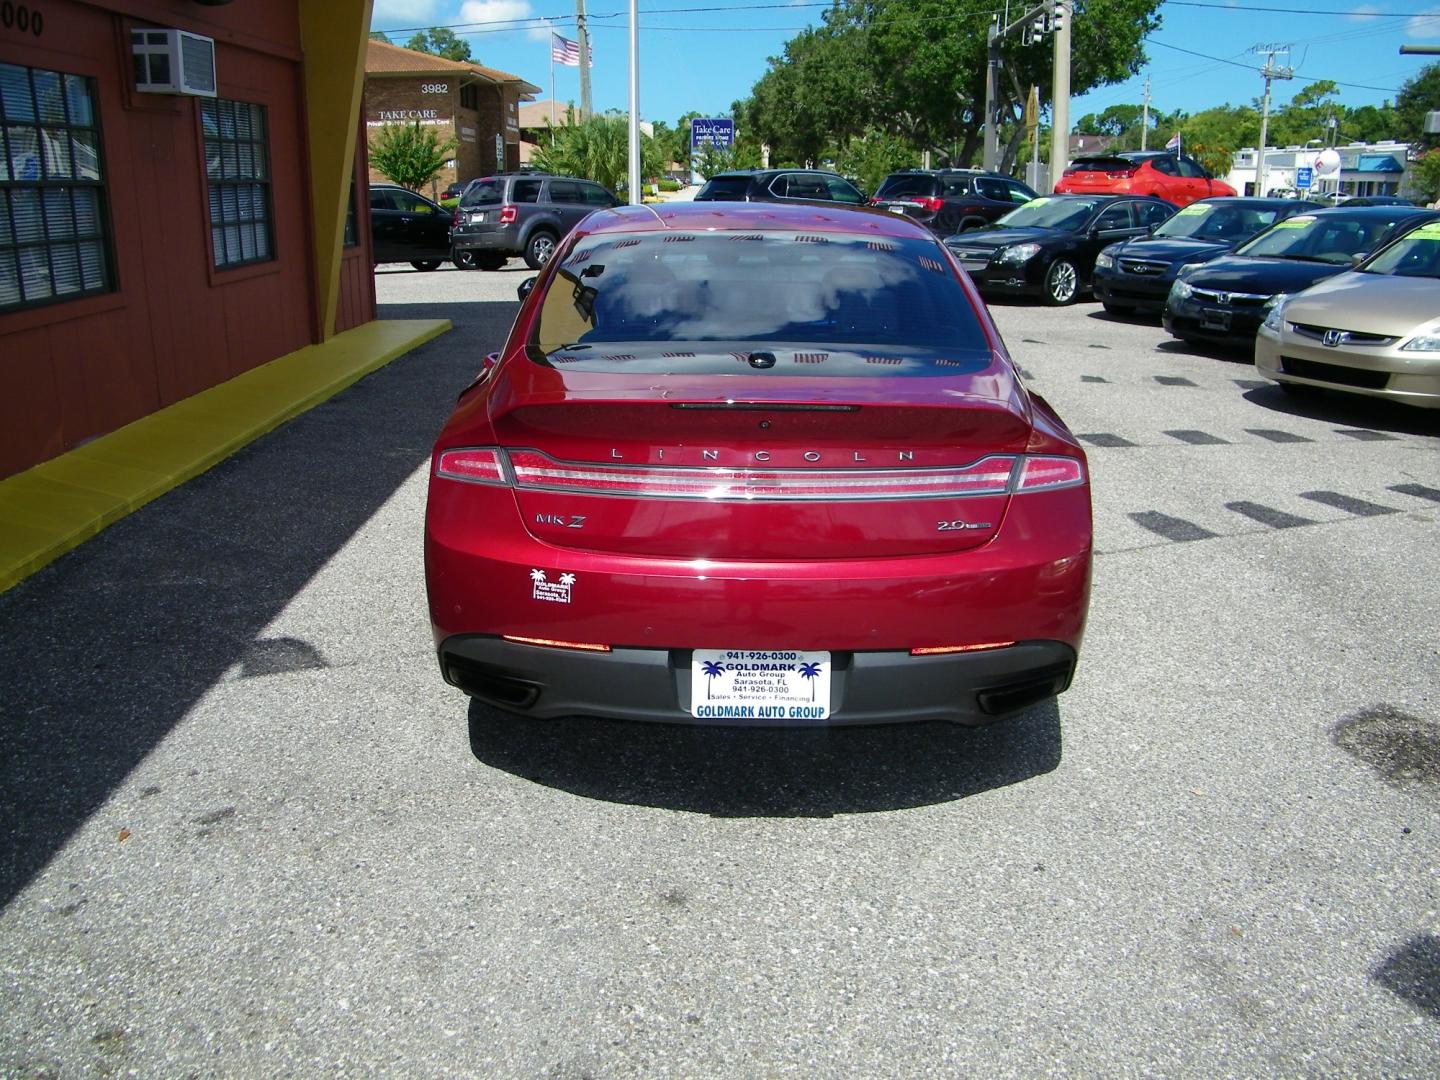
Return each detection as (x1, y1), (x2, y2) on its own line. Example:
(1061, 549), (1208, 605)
(450, 172), (622, 270)
(694, 169), (867, 206)
(368, 184), (455, 271)
(870, 169), (1038, 236)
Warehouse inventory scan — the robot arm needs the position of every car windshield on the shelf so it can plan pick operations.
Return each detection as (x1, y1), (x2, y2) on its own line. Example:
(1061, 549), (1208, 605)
(996, 198), (1098, 232)
(459, 180), (504, 207)
(1155, 202), (1282, 241)
(1356, 222), (1440, 278)
(529, 231), (992, 375)
(1235, 213), (1407, 264)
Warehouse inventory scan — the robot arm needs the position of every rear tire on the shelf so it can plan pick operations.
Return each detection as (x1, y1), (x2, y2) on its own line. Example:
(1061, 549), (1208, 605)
(1041, 259), (1079, 306)
(410, 259), (441, 271)
(452, 249), (478, 270)
(524, 231), (558, 270)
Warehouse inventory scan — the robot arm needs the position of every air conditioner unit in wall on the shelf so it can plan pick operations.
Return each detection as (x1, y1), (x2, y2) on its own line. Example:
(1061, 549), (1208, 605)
(132, 29), (217, 97)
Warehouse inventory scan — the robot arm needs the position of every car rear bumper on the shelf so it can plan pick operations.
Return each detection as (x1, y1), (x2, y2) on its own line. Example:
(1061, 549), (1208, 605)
(438, 635), (1077, 725)
(451, 224), (521, 252)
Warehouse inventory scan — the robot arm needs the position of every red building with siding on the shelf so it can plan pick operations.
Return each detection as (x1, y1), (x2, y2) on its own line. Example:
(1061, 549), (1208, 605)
(0, 0), (378, 481)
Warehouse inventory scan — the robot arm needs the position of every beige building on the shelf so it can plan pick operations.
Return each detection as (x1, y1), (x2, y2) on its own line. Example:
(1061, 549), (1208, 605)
(364, 40), (540, 193)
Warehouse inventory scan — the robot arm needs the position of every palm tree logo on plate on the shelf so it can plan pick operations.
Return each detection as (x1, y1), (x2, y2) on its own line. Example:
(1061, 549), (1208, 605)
(798, 661), (822, 701)
(530, 569), (547, 584)
(701, 660), (725, 699)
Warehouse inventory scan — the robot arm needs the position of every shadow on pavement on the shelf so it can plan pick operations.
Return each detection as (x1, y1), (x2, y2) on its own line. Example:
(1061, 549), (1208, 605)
(0, 298), (514, 910)
(1241, 385), (1440, 437)
(467, 698), (1062, 817)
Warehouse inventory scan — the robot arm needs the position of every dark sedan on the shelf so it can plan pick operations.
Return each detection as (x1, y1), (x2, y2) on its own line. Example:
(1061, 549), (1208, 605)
(1163, 205), (1440, 348)
(369, 183), (454, 271)
(943, 195), (1176, 305)
(1092, 197), (1323, 317)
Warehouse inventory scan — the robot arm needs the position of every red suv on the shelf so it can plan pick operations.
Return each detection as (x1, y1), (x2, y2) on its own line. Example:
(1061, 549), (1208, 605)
(1054, 151), (1235, 207)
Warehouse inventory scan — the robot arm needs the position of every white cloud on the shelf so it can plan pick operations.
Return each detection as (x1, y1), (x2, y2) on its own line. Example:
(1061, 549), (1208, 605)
(1406, 8), (1440, 36)
(372, 0), (441, 25)
(1346, 4), (1383, 21)
(458, 0), (549, 42)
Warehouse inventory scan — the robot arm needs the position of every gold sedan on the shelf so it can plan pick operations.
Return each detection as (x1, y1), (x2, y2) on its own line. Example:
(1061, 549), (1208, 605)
(1255, 221), (1440, 409)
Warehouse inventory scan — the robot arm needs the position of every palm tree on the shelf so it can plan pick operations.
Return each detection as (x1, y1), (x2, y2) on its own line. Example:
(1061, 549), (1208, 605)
(559, 573), (576, 587)
(701, 660), (725, 699)
(529, 569), (546, 584)
(798, 662), (822, 701)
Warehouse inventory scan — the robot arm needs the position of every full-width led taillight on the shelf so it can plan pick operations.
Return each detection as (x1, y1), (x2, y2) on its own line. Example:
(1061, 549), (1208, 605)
(506, 450), (1018, 501)
(499, 205), (518, 224)
(1107, 168), (1139, 179)
(435, 449), (1087, 499)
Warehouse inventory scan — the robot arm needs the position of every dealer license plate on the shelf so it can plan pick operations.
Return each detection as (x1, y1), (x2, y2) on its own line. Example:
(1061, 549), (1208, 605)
(690, 650), (832, 721)
(888, 204), (909, 214)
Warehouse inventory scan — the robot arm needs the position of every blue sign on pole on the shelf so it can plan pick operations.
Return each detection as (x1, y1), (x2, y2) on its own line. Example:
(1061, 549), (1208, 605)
(1295, 166), (1314, 189)
(690, 118), (735, 150)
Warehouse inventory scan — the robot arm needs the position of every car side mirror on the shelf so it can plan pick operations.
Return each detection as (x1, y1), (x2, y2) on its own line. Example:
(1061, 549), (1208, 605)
(517, 277), (536, 301)
(1350, 252), (1367, 266)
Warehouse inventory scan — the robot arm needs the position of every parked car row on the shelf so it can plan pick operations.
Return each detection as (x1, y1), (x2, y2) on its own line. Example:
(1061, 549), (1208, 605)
(946, 194), (1439, 410)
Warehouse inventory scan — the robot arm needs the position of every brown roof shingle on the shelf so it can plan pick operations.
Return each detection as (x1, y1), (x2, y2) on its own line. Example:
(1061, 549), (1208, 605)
(366, 39), (539, 96)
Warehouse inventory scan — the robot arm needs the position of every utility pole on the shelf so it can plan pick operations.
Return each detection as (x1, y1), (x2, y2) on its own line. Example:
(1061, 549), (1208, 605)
(1049, 0), (1071, 189)
(1253, 44), (1293, 198)
(576, 0), (592, 119)
(1141, 76), (1150, 151)
(983, 0), (1066, 176)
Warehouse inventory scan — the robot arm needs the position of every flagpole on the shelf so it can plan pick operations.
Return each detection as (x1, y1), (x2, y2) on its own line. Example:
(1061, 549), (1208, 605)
(549, 30), (555, 137)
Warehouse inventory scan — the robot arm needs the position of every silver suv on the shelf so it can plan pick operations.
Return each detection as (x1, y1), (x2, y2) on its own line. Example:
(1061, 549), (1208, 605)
(450, 172), (622, 270)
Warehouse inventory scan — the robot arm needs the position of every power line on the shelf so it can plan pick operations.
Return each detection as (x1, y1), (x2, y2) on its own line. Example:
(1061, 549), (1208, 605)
(1147, 39), (1402, 93)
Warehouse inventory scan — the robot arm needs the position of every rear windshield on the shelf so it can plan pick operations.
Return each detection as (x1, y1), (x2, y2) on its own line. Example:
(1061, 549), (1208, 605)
(996, 197), (1099, 232)
(1237, 212), (1416, 264)
(459, 179), (504, 207)
(1154, 201), (1283, 241)
(530, 231), (991, 375)
(1066, 158), (1135, 173)
(696, 176), (752, 201)
(875, 175), (937, 200)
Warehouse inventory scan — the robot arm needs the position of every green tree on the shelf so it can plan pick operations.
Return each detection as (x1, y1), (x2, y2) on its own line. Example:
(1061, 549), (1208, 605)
(1173, 104), (1259, 173)
(741, 0), (1162, 172)
(369, 31), (390, 44)
(368, 122), (456, 191)
(830, 129), (919, 193)
(530, 112), (668, 192)
(405, 28), (473, 62)
(1396, 63), (1440, 145)
(1409, 148), (1440, 202)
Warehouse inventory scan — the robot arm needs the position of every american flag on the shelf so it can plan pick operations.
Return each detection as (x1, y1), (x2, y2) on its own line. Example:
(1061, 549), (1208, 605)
(551, 32), (591, 67)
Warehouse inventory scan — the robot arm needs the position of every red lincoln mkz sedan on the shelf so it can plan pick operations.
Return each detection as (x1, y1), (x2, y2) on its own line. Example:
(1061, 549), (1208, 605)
(424, 202), (1093, 726)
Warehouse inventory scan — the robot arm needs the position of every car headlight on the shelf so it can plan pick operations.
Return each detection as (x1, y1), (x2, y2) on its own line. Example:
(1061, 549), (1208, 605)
(1261, 296), (1288, 332)
(996, 243), (1041, 265)
(1169, 278), (1194, 303)
(1095, 250), (1115, 270)
(1401, 333), (1440, 352)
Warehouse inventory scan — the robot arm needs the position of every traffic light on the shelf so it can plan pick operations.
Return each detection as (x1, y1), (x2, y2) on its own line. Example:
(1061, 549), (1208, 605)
(1048, 0), (1065, 34)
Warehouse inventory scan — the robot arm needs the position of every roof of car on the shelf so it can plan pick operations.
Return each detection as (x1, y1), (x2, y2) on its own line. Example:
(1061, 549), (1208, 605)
(576, 201), (928, 239)
(1309, 204), (1437, 218)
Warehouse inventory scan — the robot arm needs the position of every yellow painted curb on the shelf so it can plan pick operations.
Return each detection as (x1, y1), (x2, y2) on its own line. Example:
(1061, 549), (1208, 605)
(0, 318), (451, 593)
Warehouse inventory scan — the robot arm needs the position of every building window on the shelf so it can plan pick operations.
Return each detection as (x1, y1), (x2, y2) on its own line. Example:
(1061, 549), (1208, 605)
(344, 176), (357, 247)
(201, 98), (273, 268)
(460, 84), (478, 110)
(0, 63), (112, 313)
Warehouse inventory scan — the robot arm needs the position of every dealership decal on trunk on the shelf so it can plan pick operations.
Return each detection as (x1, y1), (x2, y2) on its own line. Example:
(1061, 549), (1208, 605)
(529, 569), (575, 604)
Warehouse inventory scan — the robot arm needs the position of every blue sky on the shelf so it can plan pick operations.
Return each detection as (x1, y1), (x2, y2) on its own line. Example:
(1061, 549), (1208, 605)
(370, 1), (1440, 130)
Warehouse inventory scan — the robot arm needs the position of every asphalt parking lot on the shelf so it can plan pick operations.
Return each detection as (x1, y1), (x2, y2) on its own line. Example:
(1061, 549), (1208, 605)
(2, 259), (1438, 1077)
